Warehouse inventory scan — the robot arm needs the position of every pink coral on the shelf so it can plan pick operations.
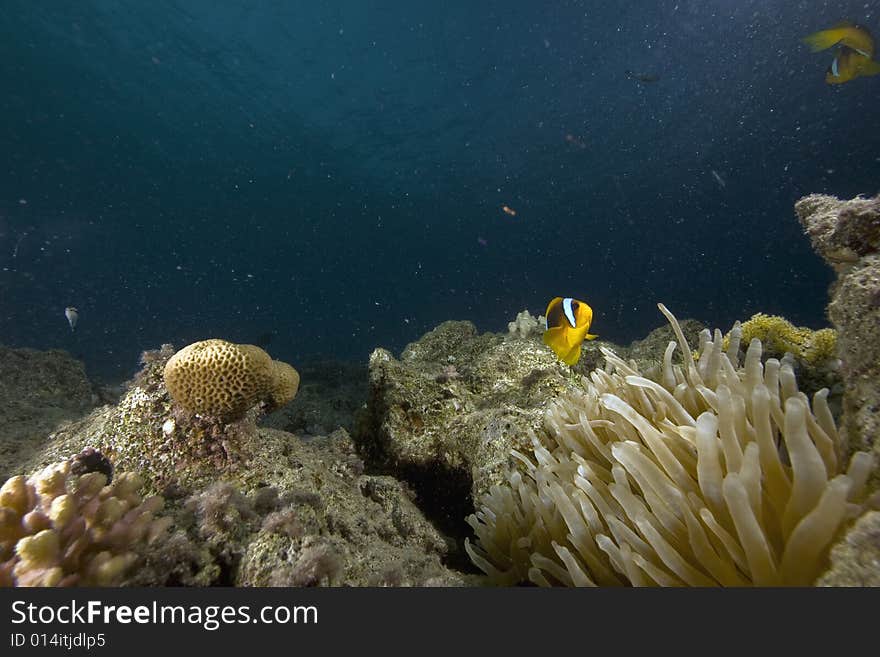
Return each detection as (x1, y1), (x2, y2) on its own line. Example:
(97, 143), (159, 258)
(0, 452), (170, 587)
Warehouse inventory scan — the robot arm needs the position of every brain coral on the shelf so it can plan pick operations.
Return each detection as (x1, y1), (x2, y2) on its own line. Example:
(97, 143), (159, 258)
(163, 339), (300, 422)
(466, 304), (873, 586)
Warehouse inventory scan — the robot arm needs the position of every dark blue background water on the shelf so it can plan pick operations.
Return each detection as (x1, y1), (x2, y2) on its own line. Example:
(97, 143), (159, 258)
(1, 1), (878, 382)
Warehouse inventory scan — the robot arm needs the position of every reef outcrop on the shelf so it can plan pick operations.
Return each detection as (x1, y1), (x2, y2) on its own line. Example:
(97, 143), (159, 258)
(816, 510), (880, 586)
(10, 346), (467, 586)
(4, 190), (878, 588)
(795, 193), (880, 490)
(0, 346), (97, 480)
(354, 320), (584, 539)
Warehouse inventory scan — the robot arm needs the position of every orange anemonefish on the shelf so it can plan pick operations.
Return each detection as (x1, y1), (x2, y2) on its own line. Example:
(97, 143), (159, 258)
(803, 22), (880, 83)
(825, 45), (880, 84)
(542, 297), (598, 365)
(803, 22), (875, 59)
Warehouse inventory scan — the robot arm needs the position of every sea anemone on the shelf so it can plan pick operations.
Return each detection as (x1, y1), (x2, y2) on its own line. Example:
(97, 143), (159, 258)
(465, 304), (873, 586)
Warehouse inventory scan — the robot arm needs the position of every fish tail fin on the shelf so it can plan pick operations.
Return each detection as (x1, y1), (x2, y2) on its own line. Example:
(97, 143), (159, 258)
(861, 59), (880, 76)
(562, 345), (582, 366)
(585, 333), (599, 341)
(802, 28), (846, 52)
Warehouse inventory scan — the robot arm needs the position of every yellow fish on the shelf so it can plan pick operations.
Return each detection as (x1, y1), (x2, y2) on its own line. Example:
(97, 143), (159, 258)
(803, 22), (880, 83)
(542, 297), (597, 365)
(803, 22), (875, 59)
(825, 45), (880, 84)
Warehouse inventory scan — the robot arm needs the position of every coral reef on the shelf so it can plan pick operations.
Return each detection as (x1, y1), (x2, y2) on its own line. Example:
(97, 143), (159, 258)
(466, 305), (873, 586)
(355, 319), (578, 539)
(816, 511), (880, 586)
(796, 194), (880, 489)
(795, 194), (880, 270)
(21, 346), (261, 494)
(0, 345), (97, 479)
(163, 339), (300, 422)
(506, 309), (545, 340)
(5, 217), (874, 589)
(712, 313), (843, 411)
(0, 450), (170, 586)
(17, 345), (469, 586)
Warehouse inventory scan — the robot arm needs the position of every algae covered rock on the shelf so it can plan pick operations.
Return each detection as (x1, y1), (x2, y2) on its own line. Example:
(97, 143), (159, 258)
(22, 345), (236, 495)
(0, 346), (97, 479)
(16, 346), (468, 587)
(355, 319), (577, 538)
(135, 428), (468, 587)
(235, 446), (470, 587)
(796, 193), (880, 271)
(816, 511), (880, 587)
(796, 193), (880, 587)
(796, 193), (880, 486)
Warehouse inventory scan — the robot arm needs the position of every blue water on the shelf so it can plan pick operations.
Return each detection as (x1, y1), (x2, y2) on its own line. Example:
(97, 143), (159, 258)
(1, 1), (877, 381)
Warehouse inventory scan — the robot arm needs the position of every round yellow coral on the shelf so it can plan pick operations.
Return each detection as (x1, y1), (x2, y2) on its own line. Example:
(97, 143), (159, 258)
(723, 313), (837, 365)
(268, 360), (301, 411)
(163, 339), (300, 421)
(804, 327), (838, 363)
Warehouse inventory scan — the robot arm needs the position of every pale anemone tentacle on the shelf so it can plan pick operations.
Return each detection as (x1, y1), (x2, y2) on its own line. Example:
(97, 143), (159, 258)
(466, 304), (873, 586)
(726, 321), (743, 365)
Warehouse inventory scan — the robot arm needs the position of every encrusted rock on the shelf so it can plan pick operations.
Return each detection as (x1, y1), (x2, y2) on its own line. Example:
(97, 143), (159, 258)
(17, 348), (469, 586)
(817, 511), (880, 586)
(796, 194), (880, 271)
(0, 346), (97, 479)
(355, 320), (576, 539)
(796, 193), (880, 487)
(796, 192), (880, 586)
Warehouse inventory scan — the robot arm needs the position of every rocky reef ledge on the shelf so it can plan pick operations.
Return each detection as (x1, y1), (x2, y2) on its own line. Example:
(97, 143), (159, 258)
(2, 347), (473, 586)
(0, 346), (99, 480)
(796, 193), (880, 585)
(796, 194), (880, 475)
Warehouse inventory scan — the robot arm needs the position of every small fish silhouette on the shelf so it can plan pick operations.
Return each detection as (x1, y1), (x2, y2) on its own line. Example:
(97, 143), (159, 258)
(625, 70), (660, 83)
(65, 307), (78, 331)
